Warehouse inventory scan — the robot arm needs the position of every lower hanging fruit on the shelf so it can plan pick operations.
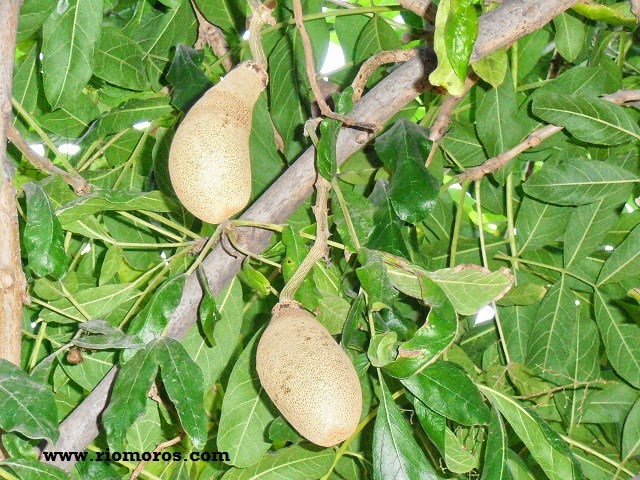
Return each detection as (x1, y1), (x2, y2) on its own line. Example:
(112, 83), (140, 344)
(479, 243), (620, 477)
(168, 61), (268, 225)
(256, 301), (362, 447)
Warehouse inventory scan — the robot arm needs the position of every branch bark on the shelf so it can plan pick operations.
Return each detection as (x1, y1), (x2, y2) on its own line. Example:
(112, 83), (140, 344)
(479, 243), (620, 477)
(43, 0), (581, 469)
(0, 0), (25, 366)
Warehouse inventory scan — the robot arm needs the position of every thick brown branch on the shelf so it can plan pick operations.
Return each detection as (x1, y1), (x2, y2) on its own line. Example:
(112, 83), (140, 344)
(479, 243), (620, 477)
(0, 0), (25, 366)
(43, 0), (581, 469)
(7, 125), (90, 194)
(398, 0), (432, 18)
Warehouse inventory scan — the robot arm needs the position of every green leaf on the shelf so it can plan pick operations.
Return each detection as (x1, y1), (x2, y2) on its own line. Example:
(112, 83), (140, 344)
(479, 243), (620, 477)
(40, 93), (100, 139)
(218, 329), (277, 468)
(354, 15), (402, 64)
(56, 190), (175, 226)
(497, 283), (547, 307)
(515, 29), (550, 81)
(515, 197), (570, 252)
(429, 0), (465, 95)
(156, 337), (208, 449)
(536, 65), (621, 98)
(583, 383), (639, 423)
(195, 0), (245, 37)
(39, 282), (140, 324)
(440, 121), (486, 168)
(564, 198), (623, 268)
(0, 360), (58, 444)
(597, 224), (640, 285)
(480, 408), (510, 480)
(374, 120), (439, 224)
(73, 331), (143, 350)
(472, 47), (508, 88)
(444, 0), (478, 82)
(317, 116), (342, 181)
(126, 275), (185, 348)
(522, 159), (638, 206)
(60, 350), (116, 391)
(42, 0), (103, 109)
(103, 345), (158, 451)
(1, 458), (68, 480)
(17, 0), (56, 41)
(366, 180), (410, 258)
(368, 332), (398, 367)
(356, 249), (399, 311)
(373, 375), (439, 480)
(402, 360), (491, 425)
(12, 44), (40, 117)
(526, 277), (579, 383)
(384, 279), (457, 378)
(332, 186), (374, 252)
(476, 72), (527, 158)
(220, 444), (334, 480)
(23, 183), (68, 279)
(94, 26), (150, 91)
(553, 12), (585, 62)
(479, 384), (582, 480)
(94, 97), (174, 137)
(622, 397), (640, 461)
(166, 44), (212, 111)
(181, 279), (244, 390)
(571, 1), (636, 27)
(594, 289), (640, 389)
(197, 268), (220, 346)
(532, 93), (640, 145)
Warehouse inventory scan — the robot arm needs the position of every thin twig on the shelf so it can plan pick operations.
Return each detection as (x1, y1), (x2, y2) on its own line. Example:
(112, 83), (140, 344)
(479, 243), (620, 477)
(247, 0), (276, 71)
(325, 0), (356, 9)
(7, 124), (90, 194)
(351, 49), (419, 103)
(601, 88), (640, 105)
(292, 0), (379, 131)
(280, 176), (331, 302)
(458, 124), (563, 183)
(191, 0), (233, 72)
(428, 76), (478, 142)
(129, 435), (183, 480)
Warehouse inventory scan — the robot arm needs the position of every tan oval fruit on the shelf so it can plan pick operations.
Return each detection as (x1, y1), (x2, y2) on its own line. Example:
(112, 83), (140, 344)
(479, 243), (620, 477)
(168, 61), (268, 224)
(256, 302), (362, 447)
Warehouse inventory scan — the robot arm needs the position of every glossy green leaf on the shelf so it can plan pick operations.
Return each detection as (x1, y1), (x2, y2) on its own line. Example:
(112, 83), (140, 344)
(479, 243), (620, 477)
(94, 26), (150, 91)
(440, 121), (486, 168)
(332, 186), (374, 252)
(181, 279), (244, 390)
(60, 350), (116, 391)
(317, 116), (342, 181)
(356, 249), (398, 311)
(1, 459), (68, 480)
(497, 283), (547, 307)
(218, 330), (276, 468)
(479, 385), (582, 480)
(373, 375), (438, 480)
(622, 397), (640, 461)
(537, 65), (621, 98)
(354, 15), (402, 65)
(582, 383), (639, 423)
(17, 0), (56, 41)
(515, 196), (570, 252)
(103, 345), (158, 451)
(42, 0), (103, 108)
(12, 44), (40, 117)
(553, 12), (585, 62)
(0, 360), (58, 444)
(220, 444), (334, 480)
(39, 283), (140, 324)
(23, 183), (68, 279)
(374, 120), (439, 224)
(166, 44), (212, 111)
(476, 70), (527, 158)
(472, 47), (508, 88)
(195, 0), (245, 37)
(571, 1), (636, 27)
(526, 278), (579, 383)
(430, 0), (465, 95)
(156, 337), (207, 449)
(445, 0), (478, 81)
(532, 93), (640, 145)
(522, 159), (638, 206)
(368, 332), (398, 367)
(597, 224), (640, 285)
(198, 268), (221, 346)
(94, 97), (174, 137)
(57, 190), (175, 225)
(366, 180), (410, 258)
(594, 289), (640, 389)
(480, 408), (510, 480)
(403, 360), (491, 425)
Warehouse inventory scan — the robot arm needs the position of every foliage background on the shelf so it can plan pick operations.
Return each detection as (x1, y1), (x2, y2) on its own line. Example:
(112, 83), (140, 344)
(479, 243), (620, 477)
(1, 0), (640, 479)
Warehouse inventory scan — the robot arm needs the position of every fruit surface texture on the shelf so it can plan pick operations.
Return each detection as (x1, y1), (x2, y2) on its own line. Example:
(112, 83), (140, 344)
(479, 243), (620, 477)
(256, 302), (362, 447)
(169, 61), (267, 224)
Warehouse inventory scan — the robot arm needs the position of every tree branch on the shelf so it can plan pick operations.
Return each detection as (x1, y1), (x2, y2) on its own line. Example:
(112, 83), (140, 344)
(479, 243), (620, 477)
(7, 125), (90, 194)
(0, 0), (25, 366)
(397, 0), (432, 19)
(630, 0), (640, 23)
(42, 0), (581, 469)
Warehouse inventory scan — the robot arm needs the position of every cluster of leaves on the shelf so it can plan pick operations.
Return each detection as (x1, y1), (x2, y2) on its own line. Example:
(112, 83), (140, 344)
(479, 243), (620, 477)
(1, 0), (640, 479)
